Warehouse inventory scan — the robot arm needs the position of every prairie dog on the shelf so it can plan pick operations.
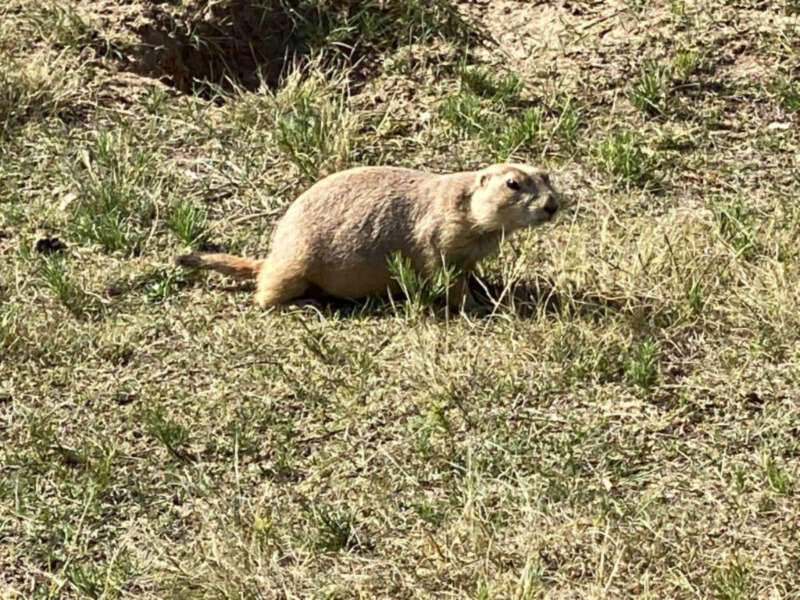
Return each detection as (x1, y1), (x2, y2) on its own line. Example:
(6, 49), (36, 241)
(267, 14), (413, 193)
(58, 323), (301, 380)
(177, 163), (559, 308)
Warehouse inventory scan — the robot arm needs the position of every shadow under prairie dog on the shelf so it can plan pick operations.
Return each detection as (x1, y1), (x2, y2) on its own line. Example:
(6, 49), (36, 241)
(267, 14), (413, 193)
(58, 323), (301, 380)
(176, 163), (559, 309)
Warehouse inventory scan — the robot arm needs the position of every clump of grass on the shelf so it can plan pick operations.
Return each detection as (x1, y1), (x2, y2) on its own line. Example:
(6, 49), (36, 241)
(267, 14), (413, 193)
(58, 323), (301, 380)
(713, 559), (754, 600)
(413, 498), (447, 526)
(440, 90), (493, 136)
(631, 59), (672, 115)
(0, 306), (21, 359)
(714, 197), (760, 260)
(73, 209), (134, 255)
(272, 71), (358, 181)
(387, 251), (464, 318)
(593, 128), (659, 188)
(66, 563), (105, 599)
(143, 406), (194, 463)
(487, 107), (544, 160)
(292, 0), (473, 64)
(515, 558), (544, 599)
(169, 200), (207, 247)
(631, 51), (706, 116)
(440, 67), (554, 160)
(40, 256), (102, 320)
(27, 5), (98, 53)
(669, 0), (687, 17)
(458, 66), (524, 105)
(554, 339), (625, 385)
(771, 75), (800, 113)
(762, 455), (793, 494)
(548, 93), (583, 153)
(269, 423), (299, 481)
(625, 339), (660, 390)
(309, 504), (367, 552)
(685, 276), (705, 317)
(440, 92), (548, 160)
(440, 73), (584, 160)
(671, 49), (700, 82)
(144, 267), (186, 304)
(0, 62), (81, 138)
(70, 129), (164, 255)
(0, 69), (51, 137)
(140, 86), (171, 115)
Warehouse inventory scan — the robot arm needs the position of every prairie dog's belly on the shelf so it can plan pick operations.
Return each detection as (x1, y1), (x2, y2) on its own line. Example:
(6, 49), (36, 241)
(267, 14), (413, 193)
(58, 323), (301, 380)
(308, 263), (396, 299)
(304, 211), (424, 298)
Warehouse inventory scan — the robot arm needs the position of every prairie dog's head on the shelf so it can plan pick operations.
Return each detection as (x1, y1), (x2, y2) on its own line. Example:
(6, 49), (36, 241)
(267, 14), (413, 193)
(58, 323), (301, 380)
(470, 163), (558, 232)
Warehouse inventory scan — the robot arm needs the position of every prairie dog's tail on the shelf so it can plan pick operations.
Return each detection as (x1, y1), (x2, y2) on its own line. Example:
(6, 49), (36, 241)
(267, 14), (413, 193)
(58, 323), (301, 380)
(175, 253), (262, 280)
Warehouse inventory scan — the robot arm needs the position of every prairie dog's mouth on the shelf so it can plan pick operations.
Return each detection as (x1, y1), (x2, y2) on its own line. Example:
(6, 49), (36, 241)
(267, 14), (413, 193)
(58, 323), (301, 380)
(532, 207), (556, 224)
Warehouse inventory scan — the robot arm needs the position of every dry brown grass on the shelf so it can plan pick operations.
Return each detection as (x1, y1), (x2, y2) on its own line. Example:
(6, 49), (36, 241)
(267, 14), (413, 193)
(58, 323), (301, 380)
(1, 1), (799, 598)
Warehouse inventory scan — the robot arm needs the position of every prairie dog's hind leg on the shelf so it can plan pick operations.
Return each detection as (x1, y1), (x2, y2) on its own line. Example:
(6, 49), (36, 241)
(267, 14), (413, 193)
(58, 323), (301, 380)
(446, 273), (479, 312)
(254, 261), (309, 308)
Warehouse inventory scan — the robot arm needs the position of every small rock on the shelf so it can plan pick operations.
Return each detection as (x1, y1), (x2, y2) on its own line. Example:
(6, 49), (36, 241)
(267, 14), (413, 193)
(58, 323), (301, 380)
(35, 237), (67, 254)
(744, 391), (765, 411)
(198, 240), (226, 253)
(113, 392), (136, 406)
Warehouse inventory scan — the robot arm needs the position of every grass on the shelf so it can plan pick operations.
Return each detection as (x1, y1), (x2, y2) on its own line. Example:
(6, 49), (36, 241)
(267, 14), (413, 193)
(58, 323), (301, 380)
(772, 75), (800, 113)
(458, 65), (524, 104)
(68, 129), (167, 256)
(169, 200), (208, 247)
(439, 74), (581, 162)
(593, 128), (660, 189)
(714, 196), (762, 260)
(40, 256), (103, 320)
(2, 0), (800, 598)
(386, 250), (465, 318)
(273, 70), (359, 181)
(630, 59), (672, 116)
(624, 339), (660, 390)
(25, 4), (123, 59)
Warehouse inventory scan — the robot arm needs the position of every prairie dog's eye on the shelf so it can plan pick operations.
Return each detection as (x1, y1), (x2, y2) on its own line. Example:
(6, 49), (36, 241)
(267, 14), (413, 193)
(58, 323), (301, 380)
(506, 178), (520, 191)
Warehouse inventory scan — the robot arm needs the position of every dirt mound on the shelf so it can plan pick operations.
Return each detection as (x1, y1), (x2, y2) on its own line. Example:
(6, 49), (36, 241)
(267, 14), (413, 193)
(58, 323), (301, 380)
(75, 0), (476, 97)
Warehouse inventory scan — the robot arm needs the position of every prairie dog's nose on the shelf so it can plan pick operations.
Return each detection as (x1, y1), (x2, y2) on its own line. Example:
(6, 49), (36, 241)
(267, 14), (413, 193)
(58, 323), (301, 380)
(543, 194), (559, 215)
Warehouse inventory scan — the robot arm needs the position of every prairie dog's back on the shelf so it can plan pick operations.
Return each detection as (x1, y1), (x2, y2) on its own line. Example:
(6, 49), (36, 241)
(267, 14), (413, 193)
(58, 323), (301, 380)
(289, 166), (437, 224)
(269, 167), (446, 270)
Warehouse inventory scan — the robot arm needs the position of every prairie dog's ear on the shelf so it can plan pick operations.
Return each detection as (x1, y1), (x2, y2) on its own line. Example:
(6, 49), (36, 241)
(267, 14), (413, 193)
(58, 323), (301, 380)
(479, 173), (490, 187)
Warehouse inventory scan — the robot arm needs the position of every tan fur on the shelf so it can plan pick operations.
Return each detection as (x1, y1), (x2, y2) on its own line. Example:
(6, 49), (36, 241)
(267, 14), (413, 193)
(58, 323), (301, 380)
(175, 253), (262, 279)
(176, 163), (559, 308)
